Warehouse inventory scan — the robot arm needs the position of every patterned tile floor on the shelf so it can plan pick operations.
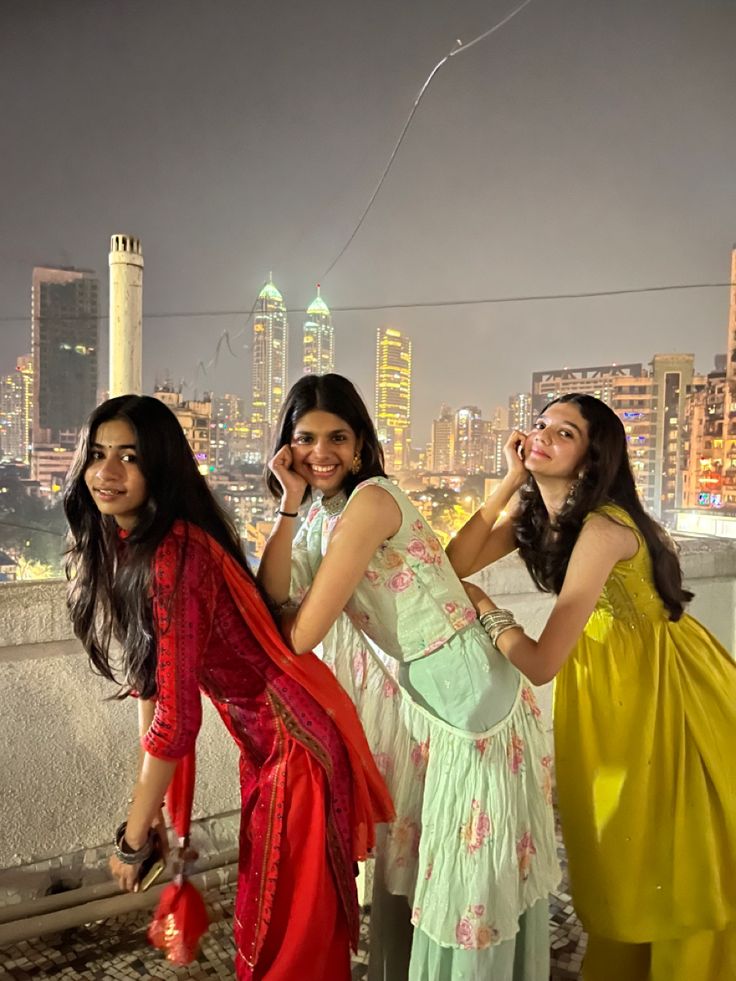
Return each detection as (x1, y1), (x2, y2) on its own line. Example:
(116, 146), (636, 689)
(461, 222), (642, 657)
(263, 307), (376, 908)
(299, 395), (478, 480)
(0, 827), (585, 980)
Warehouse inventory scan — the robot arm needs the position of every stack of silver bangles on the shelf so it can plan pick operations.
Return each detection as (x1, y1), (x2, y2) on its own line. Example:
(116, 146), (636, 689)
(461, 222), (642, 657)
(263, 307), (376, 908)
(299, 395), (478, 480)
(479, 608), (520, 646)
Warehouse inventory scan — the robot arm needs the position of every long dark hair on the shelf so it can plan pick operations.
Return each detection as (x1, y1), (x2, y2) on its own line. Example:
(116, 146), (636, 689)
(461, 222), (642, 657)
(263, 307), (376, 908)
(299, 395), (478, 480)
(266, 373), (386, 500)
(64, 394), (249, 698)
(514, 393), (693, 620)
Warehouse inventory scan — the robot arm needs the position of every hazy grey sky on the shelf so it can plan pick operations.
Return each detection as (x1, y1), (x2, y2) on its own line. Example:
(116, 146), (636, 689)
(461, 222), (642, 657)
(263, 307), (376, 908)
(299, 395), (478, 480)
(2, 0), (735, 441)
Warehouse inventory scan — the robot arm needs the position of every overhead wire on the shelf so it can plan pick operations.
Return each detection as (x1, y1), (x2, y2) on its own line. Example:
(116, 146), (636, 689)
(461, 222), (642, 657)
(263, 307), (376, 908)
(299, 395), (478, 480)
(0, 280), (733, 325)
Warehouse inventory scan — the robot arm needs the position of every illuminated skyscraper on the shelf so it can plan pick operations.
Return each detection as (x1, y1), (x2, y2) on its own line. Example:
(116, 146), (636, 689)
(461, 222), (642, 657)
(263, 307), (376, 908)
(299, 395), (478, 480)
(375, 326), (412, 473)
(430, 403), (454, 472)
(650, 353), (694, 514)
(250, 275), (289, 456)
(303, 286), (334, 375)
(16, 355), (33, 463)
(31, 266), (99, 446)
(509, 392), (532, 432)
(211, 393), (246, 472)
(0, 372), (24, 461)
(682, 247), (736, 514)
(454, 406), (483, 473)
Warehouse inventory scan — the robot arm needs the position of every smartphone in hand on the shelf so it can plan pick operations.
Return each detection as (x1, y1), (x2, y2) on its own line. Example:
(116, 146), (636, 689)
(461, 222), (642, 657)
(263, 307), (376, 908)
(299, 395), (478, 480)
(138, 837), (166, 891)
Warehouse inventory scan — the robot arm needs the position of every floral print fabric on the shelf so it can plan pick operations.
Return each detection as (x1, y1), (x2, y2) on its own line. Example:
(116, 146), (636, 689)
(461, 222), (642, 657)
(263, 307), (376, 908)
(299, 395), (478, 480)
(290, 479), (560, 952)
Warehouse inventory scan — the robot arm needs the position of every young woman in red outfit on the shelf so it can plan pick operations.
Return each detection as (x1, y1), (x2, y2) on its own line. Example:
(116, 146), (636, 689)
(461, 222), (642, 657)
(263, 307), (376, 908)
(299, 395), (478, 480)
(63, 394), (392, 980)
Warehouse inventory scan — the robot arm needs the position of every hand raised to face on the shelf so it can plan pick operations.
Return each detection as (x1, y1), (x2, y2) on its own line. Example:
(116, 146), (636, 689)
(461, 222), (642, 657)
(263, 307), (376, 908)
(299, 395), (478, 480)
(269, 445), (308, 508)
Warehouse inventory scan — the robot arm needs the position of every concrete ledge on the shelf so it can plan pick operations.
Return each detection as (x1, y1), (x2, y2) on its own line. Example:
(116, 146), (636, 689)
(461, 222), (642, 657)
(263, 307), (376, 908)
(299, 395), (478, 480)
(1, 537), (734, 891)
(0, 638), (240, 872)
(0, 581), (74, 648)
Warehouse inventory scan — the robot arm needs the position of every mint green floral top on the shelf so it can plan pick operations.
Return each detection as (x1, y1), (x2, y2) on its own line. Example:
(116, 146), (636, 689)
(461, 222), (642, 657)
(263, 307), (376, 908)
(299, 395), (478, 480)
(294, 476), (477, 663)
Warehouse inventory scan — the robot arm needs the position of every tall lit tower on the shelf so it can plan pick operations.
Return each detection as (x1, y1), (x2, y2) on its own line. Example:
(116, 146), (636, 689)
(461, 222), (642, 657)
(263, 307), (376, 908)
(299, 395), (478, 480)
(509, 392), (532, 432)
(430, 403), (454, 472)
(303, 285), (334, 375)
(109, 234), (144, 397)
(0, 373), (24, 461)
(31, 266), (99, 446)
(375, 326), (412, 472)
(16, 355), (33, 463)
(250, 275), (289, 456)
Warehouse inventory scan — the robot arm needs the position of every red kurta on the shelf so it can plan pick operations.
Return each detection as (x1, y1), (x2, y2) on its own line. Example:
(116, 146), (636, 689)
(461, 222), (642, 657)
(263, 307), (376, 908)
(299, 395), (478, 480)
(139, 522), (381, 979)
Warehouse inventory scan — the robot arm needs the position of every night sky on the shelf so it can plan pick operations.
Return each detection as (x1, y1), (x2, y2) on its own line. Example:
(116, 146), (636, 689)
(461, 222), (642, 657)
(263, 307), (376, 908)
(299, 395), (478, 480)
(2, 0), (735, 442)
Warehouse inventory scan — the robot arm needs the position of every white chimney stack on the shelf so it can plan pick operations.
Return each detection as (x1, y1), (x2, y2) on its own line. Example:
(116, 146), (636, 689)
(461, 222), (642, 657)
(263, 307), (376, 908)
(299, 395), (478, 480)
(108, 234), (144, 396)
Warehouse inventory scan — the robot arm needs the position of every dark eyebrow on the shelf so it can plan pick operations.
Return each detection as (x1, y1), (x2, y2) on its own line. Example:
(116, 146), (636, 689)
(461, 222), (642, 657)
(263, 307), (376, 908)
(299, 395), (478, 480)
(90, 441), (137, 450)
(537, 416), (584, 435)
(293, 428), (351, 437)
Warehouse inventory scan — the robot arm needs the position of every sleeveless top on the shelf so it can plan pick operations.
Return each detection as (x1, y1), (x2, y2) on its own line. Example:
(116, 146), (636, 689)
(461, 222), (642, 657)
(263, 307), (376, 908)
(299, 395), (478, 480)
(296, 476), (477, 663)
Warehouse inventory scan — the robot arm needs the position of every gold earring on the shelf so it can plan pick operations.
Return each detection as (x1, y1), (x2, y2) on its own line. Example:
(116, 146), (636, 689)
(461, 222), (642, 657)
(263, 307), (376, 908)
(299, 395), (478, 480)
(351, 451), (362, 475)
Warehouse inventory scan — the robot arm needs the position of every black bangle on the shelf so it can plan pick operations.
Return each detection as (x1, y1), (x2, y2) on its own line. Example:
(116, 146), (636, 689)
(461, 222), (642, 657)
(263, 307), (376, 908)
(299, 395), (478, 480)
(114, 821), (154, 865)
(277, 509), (299, 518)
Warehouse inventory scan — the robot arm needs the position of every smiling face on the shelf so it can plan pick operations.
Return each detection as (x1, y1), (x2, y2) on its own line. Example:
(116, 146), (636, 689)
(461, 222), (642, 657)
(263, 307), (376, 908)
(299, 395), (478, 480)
(524, 401), (590, 482)
(290, 409), (361, 497)
(84, 418), (148, 530)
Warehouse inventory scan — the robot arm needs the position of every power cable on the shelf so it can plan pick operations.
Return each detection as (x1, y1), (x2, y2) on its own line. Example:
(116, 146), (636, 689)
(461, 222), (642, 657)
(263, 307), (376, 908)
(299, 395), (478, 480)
(0, 279), (733, 325)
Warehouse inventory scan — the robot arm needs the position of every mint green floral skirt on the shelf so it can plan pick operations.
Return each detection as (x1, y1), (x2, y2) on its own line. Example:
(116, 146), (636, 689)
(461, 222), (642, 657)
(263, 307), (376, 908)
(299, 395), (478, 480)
(320, 618), (559, 980)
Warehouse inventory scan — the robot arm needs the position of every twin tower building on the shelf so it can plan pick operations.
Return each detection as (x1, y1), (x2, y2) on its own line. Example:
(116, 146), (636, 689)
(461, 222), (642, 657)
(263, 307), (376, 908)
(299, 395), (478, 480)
(252, 276), (413, 473)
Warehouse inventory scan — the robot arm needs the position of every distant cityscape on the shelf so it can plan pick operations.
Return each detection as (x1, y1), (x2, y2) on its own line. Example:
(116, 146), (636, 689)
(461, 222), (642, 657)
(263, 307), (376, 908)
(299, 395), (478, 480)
(0, 246), (735, 579)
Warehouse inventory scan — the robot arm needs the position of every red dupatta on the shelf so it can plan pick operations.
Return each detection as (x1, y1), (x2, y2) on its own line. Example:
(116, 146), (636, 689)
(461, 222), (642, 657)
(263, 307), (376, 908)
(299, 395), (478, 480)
(184, 524), (393, 859)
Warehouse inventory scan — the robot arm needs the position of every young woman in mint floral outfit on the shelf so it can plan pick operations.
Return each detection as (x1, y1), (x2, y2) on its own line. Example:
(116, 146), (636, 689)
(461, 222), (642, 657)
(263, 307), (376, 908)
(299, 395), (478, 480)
(259, 374), (559, 981)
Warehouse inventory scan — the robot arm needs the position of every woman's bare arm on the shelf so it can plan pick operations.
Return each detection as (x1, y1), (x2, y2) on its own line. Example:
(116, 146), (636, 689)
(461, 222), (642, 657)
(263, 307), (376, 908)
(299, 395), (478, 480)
(446, 474), (522, 577)
(474, 515), (638, 685)
(284, 485), (401, 654)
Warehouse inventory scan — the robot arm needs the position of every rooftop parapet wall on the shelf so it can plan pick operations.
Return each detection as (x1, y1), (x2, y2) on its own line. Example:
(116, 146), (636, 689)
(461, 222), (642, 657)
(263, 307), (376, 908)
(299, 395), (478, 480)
(1, 535), (734, 889)
(473, 534), (736, 656)
(0, 581), (240, 883)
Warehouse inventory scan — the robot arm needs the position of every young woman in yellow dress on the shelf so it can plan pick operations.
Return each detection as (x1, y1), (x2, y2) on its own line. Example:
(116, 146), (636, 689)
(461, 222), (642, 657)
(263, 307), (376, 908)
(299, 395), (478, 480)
(448, 393), (736, 981)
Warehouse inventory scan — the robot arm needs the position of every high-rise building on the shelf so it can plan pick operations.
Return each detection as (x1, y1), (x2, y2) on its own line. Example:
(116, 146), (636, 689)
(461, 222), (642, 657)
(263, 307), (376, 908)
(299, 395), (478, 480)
(682, 363), (726, 510)
(16, 356), (33, 463)
(509, 392), (532, 433)
(211, 393), (246, 472)
(0, 373), (25, 461)
(454, 406), (485, 473)
(31, 266), (99, 446)
(608, 373), (657, 509)
(682, 247), (736, 514)
(303, 286), (334, 375)
(650, 354), (694, 515)
(429, 404), (454, 472)
(375, 327), (412, 473)
(250, 275), (288, 458)
(154, 385), (212, 473)
(532, 363), (645, 417)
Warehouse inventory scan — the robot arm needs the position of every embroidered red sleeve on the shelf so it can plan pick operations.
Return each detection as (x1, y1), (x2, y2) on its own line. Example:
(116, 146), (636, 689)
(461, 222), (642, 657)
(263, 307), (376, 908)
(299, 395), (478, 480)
(142, 531), (216, 760)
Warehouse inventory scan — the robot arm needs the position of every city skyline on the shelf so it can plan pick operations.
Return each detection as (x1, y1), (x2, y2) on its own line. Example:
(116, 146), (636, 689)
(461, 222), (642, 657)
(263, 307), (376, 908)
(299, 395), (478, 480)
(1, 1), (735, 438)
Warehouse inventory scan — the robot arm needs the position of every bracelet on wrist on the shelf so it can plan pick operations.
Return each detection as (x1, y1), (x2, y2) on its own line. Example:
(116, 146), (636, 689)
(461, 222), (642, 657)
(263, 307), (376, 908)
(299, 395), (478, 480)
(277, 509), (299, 518)
(479, 608), (522, 647)
(114, 821), (154, 865)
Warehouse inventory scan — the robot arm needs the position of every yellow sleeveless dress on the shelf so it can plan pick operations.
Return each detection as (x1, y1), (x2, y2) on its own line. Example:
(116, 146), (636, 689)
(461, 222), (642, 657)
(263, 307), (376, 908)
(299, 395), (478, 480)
(553, 503), (736, 946)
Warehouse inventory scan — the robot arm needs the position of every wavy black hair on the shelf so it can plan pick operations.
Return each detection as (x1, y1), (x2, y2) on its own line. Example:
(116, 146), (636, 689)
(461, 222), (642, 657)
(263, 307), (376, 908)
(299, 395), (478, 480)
(265, 373), (387, 500)
(514, 393), (693, 620)
(64, 394), (249, 698)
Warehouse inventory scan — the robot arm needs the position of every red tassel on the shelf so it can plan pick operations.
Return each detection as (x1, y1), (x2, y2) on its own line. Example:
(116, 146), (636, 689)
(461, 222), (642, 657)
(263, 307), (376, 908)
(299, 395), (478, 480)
(148, 880), (210, 965)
